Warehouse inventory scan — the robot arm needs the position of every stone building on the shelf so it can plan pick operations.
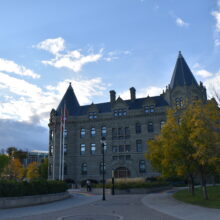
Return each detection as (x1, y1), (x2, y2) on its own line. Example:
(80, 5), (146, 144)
(48, 52), (207, 183)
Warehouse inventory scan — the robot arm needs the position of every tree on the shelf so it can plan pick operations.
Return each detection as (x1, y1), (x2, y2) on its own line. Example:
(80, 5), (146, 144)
(147, 109), (197, 195)
(147, 100), (220, 199)
(38, 158), (48, 179)
(4, 158), (25, 180)
(26, 162), (40, 180)
(187, 99), (220, 199)
(0, 154), (9, 177)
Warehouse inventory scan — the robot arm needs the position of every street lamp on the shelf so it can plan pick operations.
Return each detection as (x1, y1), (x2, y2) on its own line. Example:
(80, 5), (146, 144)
(112, 169), (115, 195)
(100, 137), (106, 201)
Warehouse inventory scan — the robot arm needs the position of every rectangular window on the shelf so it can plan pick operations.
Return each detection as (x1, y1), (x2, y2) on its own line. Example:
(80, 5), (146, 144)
(125, 127), (130, 139)
(90, 143), (96, 155)
(112, 128), (117, 140)
(135, 123), (141, 134)
(125, 145), (131, 152)
(49, 145), (53, 156)
(112, 146), (118, 153)
(136, 140), (143, 152)
(64, 144), (67, 155)
(148, 122), (154, 133)
(126, 155), (131, 160)
(80, 128), (85, 138)
(119, 145), (124, 152)
(80, 144), (86, 155)
(91, 128), (96, 137)
(118, 127), (123, 139)
(139, 160), (146, 173)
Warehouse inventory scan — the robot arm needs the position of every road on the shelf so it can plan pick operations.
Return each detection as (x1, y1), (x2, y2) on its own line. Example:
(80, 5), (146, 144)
(0, 191), (179, 220)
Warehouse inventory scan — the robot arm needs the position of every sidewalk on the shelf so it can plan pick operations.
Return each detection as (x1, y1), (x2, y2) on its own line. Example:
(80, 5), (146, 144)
(142, 189), (220, 220)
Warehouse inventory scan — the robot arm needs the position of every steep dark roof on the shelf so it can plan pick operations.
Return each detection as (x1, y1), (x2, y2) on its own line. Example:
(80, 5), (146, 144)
(56, 83), (80, 116)
(170, 51), (198, 89)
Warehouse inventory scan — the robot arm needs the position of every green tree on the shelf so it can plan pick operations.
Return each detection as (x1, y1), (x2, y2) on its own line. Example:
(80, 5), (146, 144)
(38, 158), (48, 179)
(0, 154), (10, 177)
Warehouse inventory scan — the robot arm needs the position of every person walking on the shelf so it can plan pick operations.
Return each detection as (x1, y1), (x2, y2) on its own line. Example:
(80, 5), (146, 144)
(86, 179), (91, 192)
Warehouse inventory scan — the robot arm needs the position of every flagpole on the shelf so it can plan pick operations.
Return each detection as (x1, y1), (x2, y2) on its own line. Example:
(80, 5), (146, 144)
(59, 108), (63, 180)
(62, 103), (66, 181)
(53, 126), (56, 180)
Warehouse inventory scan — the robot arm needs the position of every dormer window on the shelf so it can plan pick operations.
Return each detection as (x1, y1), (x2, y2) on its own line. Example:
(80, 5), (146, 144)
(145, 105), (155, 113)
(114, 109), (127, 117)
(176, 97), (183, 109)
(89, 112), (97, 119)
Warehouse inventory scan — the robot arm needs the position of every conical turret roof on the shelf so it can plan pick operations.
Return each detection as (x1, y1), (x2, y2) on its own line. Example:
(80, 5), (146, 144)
(170, 51), (198, 89)
(56, 83), (80, 116)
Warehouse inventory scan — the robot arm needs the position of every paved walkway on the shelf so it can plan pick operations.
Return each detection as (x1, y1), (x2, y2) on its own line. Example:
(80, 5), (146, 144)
(142, 189), (220, 220)
(0, 189), (220, 220)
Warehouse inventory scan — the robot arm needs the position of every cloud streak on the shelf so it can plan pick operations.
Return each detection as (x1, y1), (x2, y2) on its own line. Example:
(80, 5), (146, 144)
(0, 58), (40, 79)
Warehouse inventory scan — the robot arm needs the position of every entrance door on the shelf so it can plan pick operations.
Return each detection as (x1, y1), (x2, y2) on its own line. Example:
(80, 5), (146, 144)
(114, 167), (130, 178)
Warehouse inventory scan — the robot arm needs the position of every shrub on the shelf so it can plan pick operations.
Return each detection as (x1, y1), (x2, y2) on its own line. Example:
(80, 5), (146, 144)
(93, 178), (169, 189)
(0, 180), (68, 197)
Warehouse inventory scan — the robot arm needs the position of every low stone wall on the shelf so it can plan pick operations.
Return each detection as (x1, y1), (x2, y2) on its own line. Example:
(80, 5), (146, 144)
(0, 191), (70, 209)
(81, 186), (171, 195)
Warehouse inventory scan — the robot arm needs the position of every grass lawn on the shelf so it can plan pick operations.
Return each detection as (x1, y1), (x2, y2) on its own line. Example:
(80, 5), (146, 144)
(173, 186), (220, 209)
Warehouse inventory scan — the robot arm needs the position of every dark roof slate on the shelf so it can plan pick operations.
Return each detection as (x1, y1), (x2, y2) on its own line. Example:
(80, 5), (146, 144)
(57, 95), (168, 116)
(56, 83), (80, 116)
(170, 52), (198, 89)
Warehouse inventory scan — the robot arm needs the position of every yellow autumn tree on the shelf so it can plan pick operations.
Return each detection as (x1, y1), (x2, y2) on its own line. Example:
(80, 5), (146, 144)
(26, 162), (40, 180)
(4, 158), (25, 180)
(147, 99), (220, 199)
(187, 99), (220, 199)
(146, 108), (198, 195)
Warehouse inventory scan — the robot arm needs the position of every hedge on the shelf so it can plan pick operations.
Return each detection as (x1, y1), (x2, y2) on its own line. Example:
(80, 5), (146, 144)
(0, 180), (68, 197)
(94, 181), (169, 190)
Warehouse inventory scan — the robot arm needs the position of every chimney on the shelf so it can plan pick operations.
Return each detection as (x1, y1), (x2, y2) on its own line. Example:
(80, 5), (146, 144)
(130, 87), (136, 101)
(110, 90), (116, 103)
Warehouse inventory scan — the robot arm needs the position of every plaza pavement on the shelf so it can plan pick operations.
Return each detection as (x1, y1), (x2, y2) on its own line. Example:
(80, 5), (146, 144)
(0, 189), (219, 220)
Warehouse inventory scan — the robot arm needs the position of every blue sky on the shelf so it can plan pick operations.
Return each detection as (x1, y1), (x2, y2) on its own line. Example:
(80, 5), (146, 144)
(0, 0), (220, 151)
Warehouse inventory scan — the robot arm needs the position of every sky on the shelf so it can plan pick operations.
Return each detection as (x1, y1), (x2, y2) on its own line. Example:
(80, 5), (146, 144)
(0, 0), (220, 151)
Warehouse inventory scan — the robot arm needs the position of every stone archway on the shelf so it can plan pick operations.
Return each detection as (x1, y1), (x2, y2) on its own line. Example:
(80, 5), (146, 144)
(114, 167), (131, 178)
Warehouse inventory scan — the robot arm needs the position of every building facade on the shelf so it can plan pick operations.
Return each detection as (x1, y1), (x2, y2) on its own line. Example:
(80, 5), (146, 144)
(48, 52), (207, 183)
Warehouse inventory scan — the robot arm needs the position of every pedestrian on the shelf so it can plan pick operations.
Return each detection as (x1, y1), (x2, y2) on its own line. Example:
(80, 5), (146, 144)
(86, 179), (91, 192)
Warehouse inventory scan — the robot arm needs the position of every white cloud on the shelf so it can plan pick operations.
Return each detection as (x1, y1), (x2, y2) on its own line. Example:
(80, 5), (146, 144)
(176, 17), (189, 27)
(204, 70), (220, 99)
(35, 37), (65, 55)
(0, 72), (107, 126)
(195, 69), (213, 78)
(0, 58), (40, 79)
(212, 1), (220, 47)
(193, 63), (201, 69)
(119, 86), (163, 100)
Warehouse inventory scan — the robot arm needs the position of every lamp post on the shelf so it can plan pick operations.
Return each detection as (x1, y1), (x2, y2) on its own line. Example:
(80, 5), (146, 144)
(112, 169), (115, 195)
(100, 137), (106, 201)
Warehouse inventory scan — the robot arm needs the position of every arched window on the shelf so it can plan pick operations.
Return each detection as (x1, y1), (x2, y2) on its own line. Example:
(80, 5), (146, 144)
(148, 122), (154, 133)
(101, 126), (107, 137)
(160, 120), (165, 129)
(100, 162), (106, 174)
(80, 128), (85, 138)
(81, 163), (87, 175)
(91, 127), (96, 137)
(139, 160), (146, 173)
(135, 123), (141, 134)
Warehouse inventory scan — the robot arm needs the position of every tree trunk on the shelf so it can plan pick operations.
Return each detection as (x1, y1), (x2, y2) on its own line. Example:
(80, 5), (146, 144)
(189, 174), (195, 196)
(201, 173), (208, 200)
